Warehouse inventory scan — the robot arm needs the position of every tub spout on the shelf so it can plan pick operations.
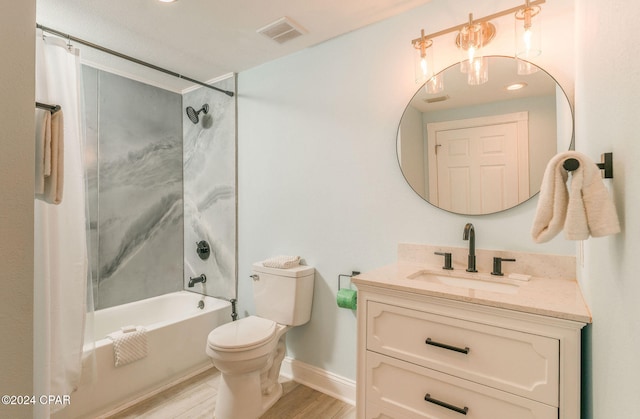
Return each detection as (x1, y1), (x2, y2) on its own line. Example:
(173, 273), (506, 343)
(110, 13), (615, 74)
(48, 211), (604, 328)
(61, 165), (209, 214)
(188, 274), (207, 287)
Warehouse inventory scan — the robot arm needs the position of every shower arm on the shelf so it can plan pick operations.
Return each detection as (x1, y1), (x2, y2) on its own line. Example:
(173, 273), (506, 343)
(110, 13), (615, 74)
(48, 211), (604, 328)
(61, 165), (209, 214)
(36, 23), (234, 97)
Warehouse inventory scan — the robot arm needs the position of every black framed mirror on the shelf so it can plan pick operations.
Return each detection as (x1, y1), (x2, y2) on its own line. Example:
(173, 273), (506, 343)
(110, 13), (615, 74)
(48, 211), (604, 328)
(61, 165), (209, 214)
(397, 56), (573, 215)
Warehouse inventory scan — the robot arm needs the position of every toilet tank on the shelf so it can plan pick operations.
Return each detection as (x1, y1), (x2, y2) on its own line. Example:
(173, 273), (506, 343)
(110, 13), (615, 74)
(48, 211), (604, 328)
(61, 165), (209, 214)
(252, 262), (315, 326)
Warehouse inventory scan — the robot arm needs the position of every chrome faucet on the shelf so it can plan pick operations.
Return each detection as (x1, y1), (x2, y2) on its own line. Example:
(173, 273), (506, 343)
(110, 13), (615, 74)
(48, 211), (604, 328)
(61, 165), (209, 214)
(463, 223), (477, 272)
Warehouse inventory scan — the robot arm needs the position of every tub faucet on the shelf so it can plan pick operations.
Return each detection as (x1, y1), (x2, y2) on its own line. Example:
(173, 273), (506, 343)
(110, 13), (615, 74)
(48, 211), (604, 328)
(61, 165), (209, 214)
(188, 274), (207, 287)
(463, 223), (477, 272)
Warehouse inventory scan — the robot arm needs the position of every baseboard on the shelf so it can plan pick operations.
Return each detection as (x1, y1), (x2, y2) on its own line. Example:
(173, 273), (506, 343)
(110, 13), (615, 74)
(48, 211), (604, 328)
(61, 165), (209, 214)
(280, 357), (356, 406)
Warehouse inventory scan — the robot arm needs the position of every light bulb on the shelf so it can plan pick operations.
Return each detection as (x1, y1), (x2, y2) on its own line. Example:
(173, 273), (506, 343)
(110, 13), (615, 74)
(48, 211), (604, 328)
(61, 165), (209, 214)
(467, 46), (476, 63)
(523, 28), (532, 52)
(421, 57), (428, 77)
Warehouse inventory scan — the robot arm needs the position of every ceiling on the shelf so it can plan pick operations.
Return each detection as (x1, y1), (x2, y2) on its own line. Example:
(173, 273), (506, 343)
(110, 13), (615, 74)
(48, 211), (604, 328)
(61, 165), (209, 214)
(36, 0), (433, 92)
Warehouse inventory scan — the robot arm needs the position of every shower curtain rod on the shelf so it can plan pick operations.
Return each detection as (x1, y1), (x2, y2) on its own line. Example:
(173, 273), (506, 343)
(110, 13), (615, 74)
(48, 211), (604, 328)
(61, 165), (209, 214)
(36, 23), (234, 97)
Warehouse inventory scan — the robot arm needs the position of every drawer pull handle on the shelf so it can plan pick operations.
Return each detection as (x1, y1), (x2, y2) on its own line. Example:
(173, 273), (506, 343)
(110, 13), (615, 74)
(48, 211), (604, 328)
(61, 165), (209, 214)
(424, 393), (469, 415)
(425, 338), (469, 354)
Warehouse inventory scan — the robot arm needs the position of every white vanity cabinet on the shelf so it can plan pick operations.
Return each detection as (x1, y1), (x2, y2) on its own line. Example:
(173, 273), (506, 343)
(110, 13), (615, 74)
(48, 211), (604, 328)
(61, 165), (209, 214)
(355, 285), (588, 419)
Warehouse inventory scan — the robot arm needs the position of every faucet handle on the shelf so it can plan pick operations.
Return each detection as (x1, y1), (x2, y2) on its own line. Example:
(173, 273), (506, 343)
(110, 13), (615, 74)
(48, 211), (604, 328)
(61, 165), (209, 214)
(491, 257), (516, 276)
(434, 252), (454, 270)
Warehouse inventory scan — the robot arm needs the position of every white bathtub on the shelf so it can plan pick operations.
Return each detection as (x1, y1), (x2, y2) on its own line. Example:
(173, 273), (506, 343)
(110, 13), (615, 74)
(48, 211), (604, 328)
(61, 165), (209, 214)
(52, 291), (231, 419)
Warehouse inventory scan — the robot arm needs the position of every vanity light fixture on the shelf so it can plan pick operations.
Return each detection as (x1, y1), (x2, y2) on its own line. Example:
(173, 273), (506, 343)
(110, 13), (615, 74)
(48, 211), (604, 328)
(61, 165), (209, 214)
(456, 13), (495, 85)
(425, 73), (444, 94)
(412, 29), (435, 85)
(517, 59), (539, 75)
(410, 0), (545, 87)
(515, 0), (542, 60)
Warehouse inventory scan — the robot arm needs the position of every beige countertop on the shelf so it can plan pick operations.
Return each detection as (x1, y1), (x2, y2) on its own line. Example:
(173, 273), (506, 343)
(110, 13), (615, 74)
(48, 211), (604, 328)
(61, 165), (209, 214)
(352, 257), (592, 324)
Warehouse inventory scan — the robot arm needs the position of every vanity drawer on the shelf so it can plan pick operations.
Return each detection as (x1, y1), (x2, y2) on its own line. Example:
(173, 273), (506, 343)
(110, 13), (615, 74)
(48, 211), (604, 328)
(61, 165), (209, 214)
(366, 351), (557, 419)
(367, 301), (559, 406)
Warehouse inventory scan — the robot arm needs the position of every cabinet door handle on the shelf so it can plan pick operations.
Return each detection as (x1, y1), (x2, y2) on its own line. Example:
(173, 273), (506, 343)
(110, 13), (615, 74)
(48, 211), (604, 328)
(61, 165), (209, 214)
(425, 338), (469, 354)
(424, 393), (469, 415)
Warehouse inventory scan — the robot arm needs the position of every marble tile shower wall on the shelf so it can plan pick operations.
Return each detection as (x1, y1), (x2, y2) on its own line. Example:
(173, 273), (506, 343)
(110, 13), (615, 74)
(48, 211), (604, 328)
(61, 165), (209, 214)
(83, 66), (184, 310)
(183, 76), (237, 300)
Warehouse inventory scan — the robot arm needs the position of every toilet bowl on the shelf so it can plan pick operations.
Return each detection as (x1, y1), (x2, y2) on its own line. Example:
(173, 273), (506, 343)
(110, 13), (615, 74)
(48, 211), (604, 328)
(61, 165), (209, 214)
(206, 263), (314, 419)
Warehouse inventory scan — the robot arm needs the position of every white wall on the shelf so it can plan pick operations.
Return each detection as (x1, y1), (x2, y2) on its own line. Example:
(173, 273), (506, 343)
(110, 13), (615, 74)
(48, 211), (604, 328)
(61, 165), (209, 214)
(238, 0), (575, 381)
(575, 1), (640, 417)
(0, 2), (36, 418)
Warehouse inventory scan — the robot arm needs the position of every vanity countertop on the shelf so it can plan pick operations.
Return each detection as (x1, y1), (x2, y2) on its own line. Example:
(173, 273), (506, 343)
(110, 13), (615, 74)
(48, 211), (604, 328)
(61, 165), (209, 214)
(352, 260), (592, 324)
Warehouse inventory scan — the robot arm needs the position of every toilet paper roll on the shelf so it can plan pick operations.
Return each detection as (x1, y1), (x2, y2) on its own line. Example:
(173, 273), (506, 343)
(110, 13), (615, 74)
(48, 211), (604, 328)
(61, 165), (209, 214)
(337, 288), (357, 310)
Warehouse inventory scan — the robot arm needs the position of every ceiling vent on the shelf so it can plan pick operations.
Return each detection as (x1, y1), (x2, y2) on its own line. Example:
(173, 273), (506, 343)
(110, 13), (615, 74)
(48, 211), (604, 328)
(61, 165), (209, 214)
(257, 17), (306, 44)
(424, 95), (450, 104)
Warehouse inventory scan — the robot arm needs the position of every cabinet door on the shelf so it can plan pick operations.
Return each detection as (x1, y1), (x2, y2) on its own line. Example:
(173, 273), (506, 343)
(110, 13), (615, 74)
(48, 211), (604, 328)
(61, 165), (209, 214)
(366, 351), (557, 419)
(367, 301), (559, 405)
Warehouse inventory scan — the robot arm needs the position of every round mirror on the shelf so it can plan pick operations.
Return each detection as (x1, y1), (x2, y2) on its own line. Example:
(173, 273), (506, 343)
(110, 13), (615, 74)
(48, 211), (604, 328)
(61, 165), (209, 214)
(397, 56), (573, 215)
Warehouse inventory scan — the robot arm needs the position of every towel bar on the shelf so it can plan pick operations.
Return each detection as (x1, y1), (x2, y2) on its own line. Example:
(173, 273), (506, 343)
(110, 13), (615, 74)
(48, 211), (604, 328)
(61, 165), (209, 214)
(36, 101), (61, 114)
(563, 152), (613, 179)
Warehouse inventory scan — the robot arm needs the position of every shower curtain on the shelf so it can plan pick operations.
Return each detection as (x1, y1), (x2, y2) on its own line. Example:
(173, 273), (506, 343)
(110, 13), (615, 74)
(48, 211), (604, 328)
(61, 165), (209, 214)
(33, 30), (94, 416)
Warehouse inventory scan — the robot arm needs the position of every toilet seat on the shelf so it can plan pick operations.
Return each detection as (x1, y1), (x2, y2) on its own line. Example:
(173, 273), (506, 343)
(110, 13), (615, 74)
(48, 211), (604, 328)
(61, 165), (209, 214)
(208, 316), (276, 352)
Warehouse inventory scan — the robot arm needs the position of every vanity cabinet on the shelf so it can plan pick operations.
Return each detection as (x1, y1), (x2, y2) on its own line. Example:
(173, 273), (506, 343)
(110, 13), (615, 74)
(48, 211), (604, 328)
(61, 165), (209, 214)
(355, 285), (587, 419)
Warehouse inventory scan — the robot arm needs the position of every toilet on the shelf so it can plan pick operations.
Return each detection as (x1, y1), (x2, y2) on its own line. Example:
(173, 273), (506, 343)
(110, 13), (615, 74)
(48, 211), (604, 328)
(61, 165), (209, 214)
(206, 262), (315, 419)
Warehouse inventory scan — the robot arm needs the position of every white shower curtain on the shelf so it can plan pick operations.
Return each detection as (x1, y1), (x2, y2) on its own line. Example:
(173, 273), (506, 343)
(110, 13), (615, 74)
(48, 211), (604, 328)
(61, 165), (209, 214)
(33, 30), (94, 417)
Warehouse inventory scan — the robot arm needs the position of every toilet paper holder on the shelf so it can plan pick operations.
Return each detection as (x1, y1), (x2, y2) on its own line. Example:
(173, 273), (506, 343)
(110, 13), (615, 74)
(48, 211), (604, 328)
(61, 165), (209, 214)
(338, 271), (360, 290)
(337, 271), (360, 310)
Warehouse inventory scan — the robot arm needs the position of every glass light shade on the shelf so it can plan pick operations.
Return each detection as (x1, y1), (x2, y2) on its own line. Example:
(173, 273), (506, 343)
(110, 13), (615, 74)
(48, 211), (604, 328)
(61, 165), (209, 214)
(515, 5), (542, 59)
(425, 73), (444, 94)
(457, 21), (485, 73)
(517, 59), (539, 75)
(467, 57), (489, 85)
(413, 39), (434, 85)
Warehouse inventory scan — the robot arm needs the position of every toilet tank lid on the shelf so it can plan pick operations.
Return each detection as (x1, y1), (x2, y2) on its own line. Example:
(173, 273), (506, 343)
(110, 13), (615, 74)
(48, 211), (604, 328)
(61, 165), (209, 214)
(252, 262), (314, 277)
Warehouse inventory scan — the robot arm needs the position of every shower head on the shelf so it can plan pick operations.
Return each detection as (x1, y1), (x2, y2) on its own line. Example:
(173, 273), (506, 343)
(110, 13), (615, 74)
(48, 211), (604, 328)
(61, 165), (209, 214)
(186, 104), (209, 124)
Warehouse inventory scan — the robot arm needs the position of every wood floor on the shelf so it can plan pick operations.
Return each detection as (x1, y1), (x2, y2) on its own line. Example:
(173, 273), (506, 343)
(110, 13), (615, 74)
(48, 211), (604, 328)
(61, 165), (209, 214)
(107, 367), (356, 419)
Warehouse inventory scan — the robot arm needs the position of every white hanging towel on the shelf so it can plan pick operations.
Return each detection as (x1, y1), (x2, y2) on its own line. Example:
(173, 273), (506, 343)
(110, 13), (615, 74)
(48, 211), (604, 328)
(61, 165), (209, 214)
(262, 255), (301, 269)
(531, 151), (620, 243)
(107, 326), (148, 367)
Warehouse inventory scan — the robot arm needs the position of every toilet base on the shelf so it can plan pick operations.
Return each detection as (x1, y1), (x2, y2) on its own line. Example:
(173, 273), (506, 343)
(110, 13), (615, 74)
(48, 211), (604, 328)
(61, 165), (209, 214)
(213, 370), (284, 419)
(213, 334), (288, 419)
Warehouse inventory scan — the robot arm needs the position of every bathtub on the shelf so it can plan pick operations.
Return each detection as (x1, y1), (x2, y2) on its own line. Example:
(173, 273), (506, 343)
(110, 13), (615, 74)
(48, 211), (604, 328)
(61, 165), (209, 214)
(52, 291), (231, 419)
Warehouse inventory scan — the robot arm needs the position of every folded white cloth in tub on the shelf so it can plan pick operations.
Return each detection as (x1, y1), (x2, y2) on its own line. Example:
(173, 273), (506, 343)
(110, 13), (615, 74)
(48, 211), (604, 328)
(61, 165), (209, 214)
(262, 255), (301, 269)
(107, 325), (148, 367)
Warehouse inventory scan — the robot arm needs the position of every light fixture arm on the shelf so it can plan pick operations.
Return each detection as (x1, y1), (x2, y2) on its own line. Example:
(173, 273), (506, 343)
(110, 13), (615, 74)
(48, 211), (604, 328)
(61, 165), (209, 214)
(412, 28), (433, 54)
(410, 0), (545, 45)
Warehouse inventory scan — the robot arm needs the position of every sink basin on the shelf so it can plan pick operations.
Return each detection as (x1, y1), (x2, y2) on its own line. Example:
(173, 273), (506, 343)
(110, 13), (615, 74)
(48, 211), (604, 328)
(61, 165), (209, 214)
(407, 270), (520, 294)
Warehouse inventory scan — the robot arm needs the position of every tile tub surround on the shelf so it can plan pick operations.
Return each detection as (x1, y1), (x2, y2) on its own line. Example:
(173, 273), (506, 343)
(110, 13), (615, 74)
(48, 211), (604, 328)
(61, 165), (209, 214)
(183, 76), (236, 300)
(83, 67), (184, 309)
(352, 243), (590, 323)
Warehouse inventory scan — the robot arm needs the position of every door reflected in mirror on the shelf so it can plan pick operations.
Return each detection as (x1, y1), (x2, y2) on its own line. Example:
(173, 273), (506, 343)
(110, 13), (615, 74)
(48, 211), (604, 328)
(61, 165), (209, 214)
(397, 56), (573, 215)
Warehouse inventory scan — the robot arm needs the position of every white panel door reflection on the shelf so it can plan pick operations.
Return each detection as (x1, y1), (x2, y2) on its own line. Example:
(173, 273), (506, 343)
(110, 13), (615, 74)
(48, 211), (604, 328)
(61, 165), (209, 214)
(427, 113), (529, 214)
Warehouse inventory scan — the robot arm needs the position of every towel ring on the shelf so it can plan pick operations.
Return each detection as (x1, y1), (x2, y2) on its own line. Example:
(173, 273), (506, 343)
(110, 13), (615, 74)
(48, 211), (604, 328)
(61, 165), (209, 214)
(563, 152), (613, 179)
